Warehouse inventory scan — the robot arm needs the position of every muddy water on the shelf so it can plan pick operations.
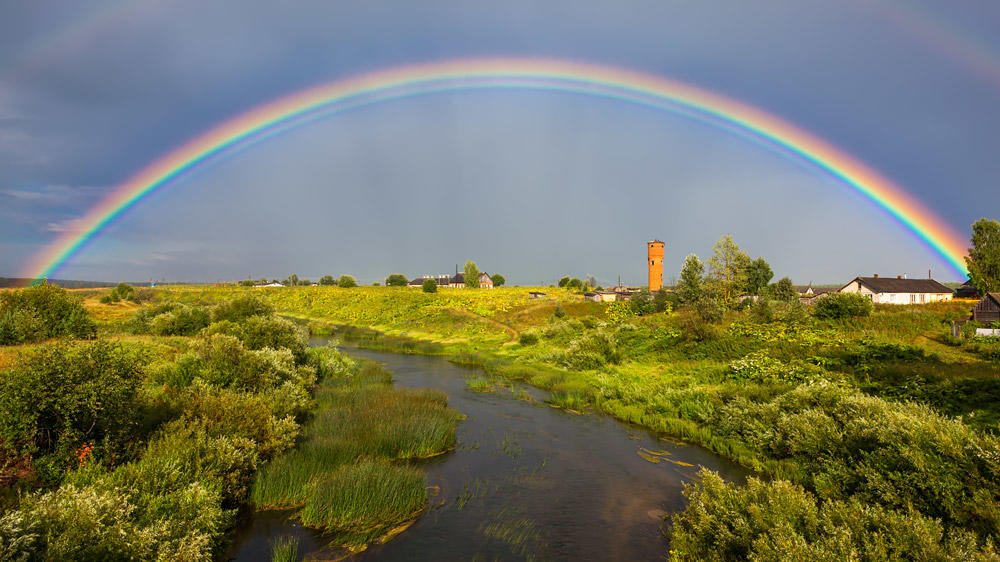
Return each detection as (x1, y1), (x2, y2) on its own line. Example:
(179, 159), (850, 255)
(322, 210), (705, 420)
(228, 344), (746, 561)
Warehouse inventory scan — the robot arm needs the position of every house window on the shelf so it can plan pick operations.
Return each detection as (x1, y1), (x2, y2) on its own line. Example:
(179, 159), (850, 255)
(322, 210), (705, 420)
(910, 294), (916, 304)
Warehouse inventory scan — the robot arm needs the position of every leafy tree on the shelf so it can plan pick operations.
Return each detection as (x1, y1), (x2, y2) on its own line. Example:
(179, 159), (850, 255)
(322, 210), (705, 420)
(653, 288), (674, 313)
(464, 261), (480, 288)
(422, 278), (437, 293)
(385, 274), (408, 287)
(771, 277), (798, 301)
(677, 254), (705, 304)
(966, 218), (1000, 294)
(567, 278), (582, 290)
(337, 275), (357, 288)
(298, 279), (312, 286)
(318, 275), (336, 286)
(629, 289), (656, 316)
(285, 274), (299, 287)
(491, 274), (506, 287)
(239, 279), (255, 287)
(558, 276), (571, 288)
(708, 235), (751, 304)
(743, 257), (773, 296)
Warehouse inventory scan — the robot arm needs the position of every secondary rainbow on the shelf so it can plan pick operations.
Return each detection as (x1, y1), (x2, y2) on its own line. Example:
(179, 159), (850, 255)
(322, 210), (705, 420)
(21, 57), (970, 280)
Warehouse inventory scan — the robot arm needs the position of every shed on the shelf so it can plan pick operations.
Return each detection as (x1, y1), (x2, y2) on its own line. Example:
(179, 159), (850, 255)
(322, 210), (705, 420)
(973, 293), (1000, 324)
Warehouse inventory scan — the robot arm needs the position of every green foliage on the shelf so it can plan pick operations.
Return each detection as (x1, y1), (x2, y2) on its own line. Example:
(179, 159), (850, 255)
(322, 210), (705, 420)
(240, 279), (255, 287)
(560, 330), (620, 370)
(464, 261), (480, 288)
(670, 470), (996, 562)
(422, 278), (437, 293)
(678, 254), (705, 304)
(385, 274), (408, 287)
(518, 331), (539, 346)
(566, 278), (582, 290)
(771, 276), (798, 301)
(270, 536), (299, 562)
(491, 273), (506, 287)
(743, 257), (774, 296)
(318, 275), (336, 286)
(285, 274), (299, 287)
(0, 341), (143, 481)
(211, 294), (274, 323)
(813, 292), (874, 320)
(558, 276), (570, 288)
(129, 302), (211, 336)
(337, 275), (357, 288)
(99, 282), (140, 304)
(966, 218), (1000, 294)
(0, 282), (95, 344)
(708, 235), (751, 304)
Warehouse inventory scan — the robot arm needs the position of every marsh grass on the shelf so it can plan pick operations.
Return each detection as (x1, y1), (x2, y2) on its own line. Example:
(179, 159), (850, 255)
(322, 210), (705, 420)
(269, 535), (298, 562)
(299, 461), (426, 548)
(545, 391), (591, 413)
(465, 375), (502, 393)
(252, 360), (459, 550)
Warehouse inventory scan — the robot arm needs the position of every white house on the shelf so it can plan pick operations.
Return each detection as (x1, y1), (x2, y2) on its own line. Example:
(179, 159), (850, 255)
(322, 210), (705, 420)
(837, 275), (953, 305)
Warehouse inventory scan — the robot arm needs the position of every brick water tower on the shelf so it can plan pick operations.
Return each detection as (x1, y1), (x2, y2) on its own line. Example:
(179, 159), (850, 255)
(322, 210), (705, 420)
(647, 239), (664, 291)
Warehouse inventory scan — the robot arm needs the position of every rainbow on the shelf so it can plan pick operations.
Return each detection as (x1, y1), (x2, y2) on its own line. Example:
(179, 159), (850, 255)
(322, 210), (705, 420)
(21, 57), (969, 280)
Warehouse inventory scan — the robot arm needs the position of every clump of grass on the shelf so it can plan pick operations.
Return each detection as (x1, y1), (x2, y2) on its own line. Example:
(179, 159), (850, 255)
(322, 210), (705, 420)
(465, 375), (499, 393)
(269, 535), (299, 562)
(299, 461), (426, 548)
(545, 391), (590, 413)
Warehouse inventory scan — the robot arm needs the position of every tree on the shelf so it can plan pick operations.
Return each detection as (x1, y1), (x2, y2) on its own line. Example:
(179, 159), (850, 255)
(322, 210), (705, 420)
(771, 277), (798, 301)
(285, 274), (299, 287)
(558, 276), (571, 288)
(422, 278), (437, 293)
(708, 235), (751, 304)
(318, 275), (336, 286)
(464, 261), (480, 288)
(491, 274), (506, 287)
(385, 274), (408, 287)
(567, 278), (582, 289)
(677, 254), (705, 304)
(337, 275), (357, 288)
(967, 218), (1000, 294)
(743, 257), (773, 296)
(239, 279), (254, 287)
(298, 279), (311, 286)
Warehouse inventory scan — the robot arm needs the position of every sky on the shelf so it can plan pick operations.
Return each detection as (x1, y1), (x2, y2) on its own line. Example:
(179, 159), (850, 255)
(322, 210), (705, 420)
(1, 0), (999, 285)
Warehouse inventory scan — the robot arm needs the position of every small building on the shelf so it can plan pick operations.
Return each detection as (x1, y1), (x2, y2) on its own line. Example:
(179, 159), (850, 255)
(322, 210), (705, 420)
(254, 282), (284, 288)
(584, 292), (601, 302)
(837, 275), (953, 305)
(446, 271), (494, 288)
(595, 290), (618, 302)
(956, 281), (980, 299)
(973, 293), (1000, 324)
(408, 274), (451, 288)
(528, 291), (546, 299)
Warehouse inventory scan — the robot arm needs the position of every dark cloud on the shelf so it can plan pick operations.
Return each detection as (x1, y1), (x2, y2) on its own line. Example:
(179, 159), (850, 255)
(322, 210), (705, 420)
(1, 0), (998, 281)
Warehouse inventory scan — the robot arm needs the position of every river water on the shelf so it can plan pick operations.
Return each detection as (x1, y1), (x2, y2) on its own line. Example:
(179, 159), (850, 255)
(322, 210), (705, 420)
(227, 343), (746, 561)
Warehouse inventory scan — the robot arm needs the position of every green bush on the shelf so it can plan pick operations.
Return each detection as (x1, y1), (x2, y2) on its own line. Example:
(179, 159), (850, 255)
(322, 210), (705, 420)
(670, 470), (997, 561)
(385, 274), (408, 287)
(129, 303), (210, 336)
(0, 341), (143, 481)
(813, 292), (873, 320)
(518, 331), (539, 346)
(338, 275), (357, 288)
(211, 294), (273, 323)
(203, 316), (307, 362)
(422, 278), (437, 293)
(560, 331), (620, 370)
(0, 282), (95, 344)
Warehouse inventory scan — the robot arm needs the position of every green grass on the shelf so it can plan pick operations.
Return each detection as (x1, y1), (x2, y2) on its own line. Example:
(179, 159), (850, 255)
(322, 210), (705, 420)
(251, 360), (460, 550)
(299, 461), (427, 548)
(269, 536), (298, 562)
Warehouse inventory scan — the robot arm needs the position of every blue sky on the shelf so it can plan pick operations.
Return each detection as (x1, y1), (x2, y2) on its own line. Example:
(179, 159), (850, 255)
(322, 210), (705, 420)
(1, 0), (999, 284)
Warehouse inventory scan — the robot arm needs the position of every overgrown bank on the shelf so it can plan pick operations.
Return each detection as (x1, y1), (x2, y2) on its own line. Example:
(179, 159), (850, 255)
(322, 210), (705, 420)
(0, 286), (460, 560)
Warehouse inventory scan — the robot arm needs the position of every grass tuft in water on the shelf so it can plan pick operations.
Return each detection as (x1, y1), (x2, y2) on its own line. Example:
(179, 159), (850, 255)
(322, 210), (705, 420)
(299, 461), (427, 548)
(269, 535), (299, 562)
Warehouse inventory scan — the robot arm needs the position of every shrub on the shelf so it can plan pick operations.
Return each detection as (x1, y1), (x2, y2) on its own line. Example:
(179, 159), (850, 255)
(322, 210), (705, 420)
(385, 274), (408, 287)
(813, 292), (873, 320)
(211, 294), (273, 323)
(338, 275), (357, 288)
(0, 282), (95, 344)
(0, 341), (143, 480)
(670, 470), (997, 561)
(560, 331), (620, 370)
(421, 279), (437, 293)
(518, 331), (539, 346)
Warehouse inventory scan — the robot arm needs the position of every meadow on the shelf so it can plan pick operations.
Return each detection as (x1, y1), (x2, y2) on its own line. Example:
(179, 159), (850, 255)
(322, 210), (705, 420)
(144, 283), (1000, 559)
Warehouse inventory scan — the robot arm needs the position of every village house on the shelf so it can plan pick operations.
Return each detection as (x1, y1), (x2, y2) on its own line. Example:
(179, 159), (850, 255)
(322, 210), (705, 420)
(407, 274), (451, 288)
(973, 293), (1000, 325)
(584, 291), (619, 302)
(528, 291), (546, 299)
(447, 271), (494, 288)
(837, 275), (953, 304)
(956, 281), (980, 299)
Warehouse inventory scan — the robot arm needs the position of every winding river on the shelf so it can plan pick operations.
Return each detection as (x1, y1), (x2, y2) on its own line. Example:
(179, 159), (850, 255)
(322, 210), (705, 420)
(228, 341), (746, 561)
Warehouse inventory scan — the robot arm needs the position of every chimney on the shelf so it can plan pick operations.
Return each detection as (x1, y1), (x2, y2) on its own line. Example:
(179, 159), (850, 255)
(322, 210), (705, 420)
(897, 275), (903, 279)
(874, 274), (879, 279)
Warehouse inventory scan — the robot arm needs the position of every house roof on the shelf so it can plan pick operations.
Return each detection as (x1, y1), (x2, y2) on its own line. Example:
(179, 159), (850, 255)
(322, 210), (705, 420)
(850, 276), (953, 294)
(985, 293), (1000, 306)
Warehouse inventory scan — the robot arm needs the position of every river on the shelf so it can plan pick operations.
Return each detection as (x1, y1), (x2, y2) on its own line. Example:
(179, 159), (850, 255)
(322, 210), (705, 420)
(227, 342), (746, 561)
